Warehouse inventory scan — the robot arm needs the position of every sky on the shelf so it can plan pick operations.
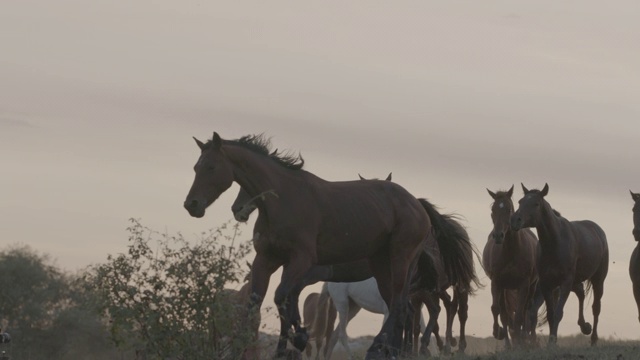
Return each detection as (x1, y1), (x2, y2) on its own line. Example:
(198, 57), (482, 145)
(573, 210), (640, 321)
(2, 0), (640, 345)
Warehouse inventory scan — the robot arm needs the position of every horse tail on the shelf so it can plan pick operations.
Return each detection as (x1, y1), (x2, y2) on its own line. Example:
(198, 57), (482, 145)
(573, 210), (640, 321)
(418, 198), (483, 294)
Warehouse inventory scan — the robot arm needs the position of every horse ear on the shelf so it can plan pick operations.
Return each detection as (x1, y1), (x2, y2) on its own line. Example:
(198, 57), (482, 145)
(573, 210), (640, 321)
(487, 188), (497, 200)
(385, 173), (392, 181)
(358, 174), (365, 180)
(541, 183), (549, 197)
(631, 190), (640, 202)
(193, 137), (205, 150)
(521, 183), (529, 194)
(507, 185), (514, 198)
(212, 132), (222, 149)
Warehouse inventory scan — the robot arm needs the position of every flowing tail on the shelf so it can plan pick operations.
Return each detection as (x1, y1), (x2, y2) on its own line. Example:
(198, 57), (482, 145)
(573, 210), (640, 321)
(418, 198), (483, 294)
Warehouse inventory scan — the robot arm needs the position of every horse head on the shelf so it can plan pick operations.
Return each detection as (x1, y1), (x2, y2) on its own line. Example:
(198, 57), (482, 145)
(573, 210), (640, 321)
(510, 183), (549, 231)
(487, 185), (514, 244)
(184, 132), (235, 218)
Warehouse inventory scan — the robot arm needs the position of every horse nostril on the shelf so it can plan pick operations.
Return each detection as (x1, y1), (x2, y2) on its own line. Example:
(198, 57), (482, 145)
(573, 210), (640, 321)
(184, 199), (198, 210)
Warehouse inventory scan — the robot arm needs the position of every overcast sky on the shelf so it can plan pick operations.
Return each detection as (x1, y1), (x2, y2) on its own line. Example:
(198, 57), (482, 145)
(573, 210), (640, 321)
(2, 0), (640, 343)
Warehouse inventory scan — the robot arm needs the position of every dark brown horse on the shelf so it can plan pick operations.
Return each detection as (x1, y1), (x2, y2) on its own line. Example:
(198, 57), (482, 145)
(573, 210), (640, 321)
(629, 191), (640, 324)
(184, 133), (430, 359)
(484, 185), (539, 347)
(232, 185), (373, 355)
(510, 183), (608, 346)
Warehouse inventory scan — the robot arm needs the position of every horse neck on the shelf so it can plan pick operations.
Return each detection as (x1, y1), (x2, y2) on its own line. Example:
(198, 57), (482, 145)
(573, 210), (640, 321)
(534, 200), (562, 246)
(225, 145), (298, 199)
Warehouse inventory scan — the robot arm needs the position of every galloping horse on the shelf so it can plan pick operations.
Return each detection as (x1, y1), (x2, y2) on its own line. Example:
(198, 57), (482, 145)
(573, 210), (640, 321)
(629, 191), (640, 324)
(484, 185), (539, 347)
(232, 186), (373, 354)
(511, 184), (608, 346)
(184, 133), (430, 358)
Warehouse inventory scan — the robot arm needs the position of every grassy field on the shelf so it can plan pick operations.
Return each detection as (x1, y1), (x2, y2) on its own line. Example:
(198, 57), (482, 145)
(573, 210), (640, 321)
(261, 334), (640, 360)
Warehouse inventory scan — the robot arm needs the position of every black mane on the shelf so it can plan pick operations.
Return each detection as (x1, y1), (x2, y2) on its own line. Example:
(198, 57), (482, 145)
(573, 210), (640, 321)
(207, 133), (304, 170)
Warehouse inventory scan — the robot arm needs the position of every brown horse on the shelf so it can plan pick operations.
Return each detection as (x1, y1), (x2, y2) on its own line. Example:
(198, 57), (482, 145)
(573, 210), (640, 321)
(484, 185), (539, 347)
(232, 185), (373, 354)
(358, 174), (481, 356)
(184, 133), (430, 359)
(511, 183), (608, 346)
(629, 191), (640, 324)
(302, 285), (337, 359)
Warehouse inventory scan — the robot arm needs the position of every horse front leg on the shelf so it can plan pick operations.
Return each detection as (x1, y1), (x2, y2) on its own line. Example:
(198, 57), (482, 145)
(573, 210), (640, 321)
(274, 252), (313, 358)
(490, 281), (505, 342)
(246, 252), (282, 359)
(547, 280), (572, 347)
(572, 282), (592, 336)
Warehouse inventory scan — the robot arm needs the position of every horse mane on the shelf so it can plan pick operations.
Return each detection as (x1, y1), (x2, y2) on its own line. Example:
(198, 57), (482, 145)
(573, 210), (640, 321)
(526, 189), (562, 217)
(208, 133), (305, 170)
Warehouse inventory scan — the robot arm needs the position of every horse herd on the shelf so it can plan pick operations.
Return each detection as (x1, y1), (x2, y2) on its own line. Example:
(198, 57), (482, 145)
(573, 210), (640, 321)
(183, 132), (640, 360)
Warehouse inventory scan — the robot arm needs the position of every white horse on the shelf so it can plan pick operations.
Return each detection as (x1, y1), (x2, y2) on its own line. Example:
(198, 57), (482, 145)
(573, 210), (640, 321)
(324, 278), (425, 359)
(325, 277), (388, 359)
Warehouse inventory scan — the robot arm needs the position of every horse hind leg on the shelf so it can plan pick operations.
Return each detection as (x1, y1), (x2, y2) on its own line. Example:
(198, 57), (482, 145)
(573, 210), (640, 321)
(456, 288), (469, 353)
(590, 258), (608, 346)
(572, 282), (592, 335)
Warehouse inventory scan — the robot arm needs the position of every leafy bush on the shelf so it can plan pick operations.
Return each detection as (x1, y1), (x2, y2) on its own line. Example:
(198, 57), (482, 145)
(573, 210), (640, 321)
(85, 218), (254, 360)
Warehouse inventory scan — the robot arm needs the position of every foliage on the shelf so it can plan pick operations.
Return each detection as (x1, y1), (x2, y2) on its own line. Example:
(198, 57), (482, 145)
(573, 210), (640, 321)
(0, 245), (122, 360)
(85, 218), (254, 360)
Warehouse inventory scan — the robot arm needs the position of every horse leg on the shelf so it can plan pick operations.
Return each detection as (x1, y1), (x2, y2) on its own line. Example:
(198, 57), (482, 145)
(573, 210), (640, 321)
(370, 256), (415, 358)
(434, 291), (451, 352)
(490, 281), (505, 341)
(572, 283), (592, 335)
(547, 280), (572, 347)
(513, 282), (531, 346)
(246, 253), (282, 359)
(273, 254), (313, 358)
(590, 259), (608, 346)
(419, 292), (439, 356)
(498, 290), (512, 349)
(321, 298), (337, 360)
(287, 282), (311, 352)
(325, 290), (355, 360)
(443, 289), (458, 355)
(457, 288), (469, 353)
(524, 281), (541, 347)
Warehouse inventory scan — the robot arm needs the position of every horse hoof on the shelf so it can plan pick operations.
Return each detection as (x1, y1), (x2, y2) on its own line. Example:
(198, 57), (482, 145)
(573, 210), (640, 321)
(292, 330), (309, 351)
(496, 327), (506, 340)
(450, 337), (458, 347)
(419, 346), (431, 357)
(443, 344), (452, 355)
(581, 322), (593, 335)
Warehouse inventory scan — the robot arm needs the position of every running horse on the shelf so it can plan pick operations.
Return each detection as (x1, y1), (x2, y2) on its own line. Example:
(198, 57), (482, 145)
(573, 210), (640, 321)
(184, 133), (430, 359)
(629, 191), (640, 324)
(484, 185), (539, 347)
(510, 183), (608, 346)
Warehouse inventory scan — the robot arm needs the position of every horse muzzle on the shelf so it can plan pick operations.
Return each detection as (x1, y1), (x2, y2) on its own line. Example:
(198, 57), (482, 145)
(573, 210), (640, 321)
(184, 199), (206, 218)
(510, 216), (524, 232)
(633, 228), (640, 242)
